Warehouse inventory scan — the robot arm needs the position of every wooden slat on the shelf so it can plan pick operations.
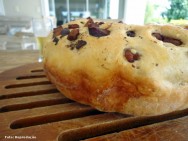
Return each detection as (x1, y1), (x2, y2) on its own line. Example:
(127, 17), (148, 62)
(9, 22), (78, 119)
(0, 77), (50, 89)
(0, 93), (72, 113)
(84, 116), (188, 141)
(0, 63), (43, 81)
(1, 113), (126, 141)
(0, 84), (58, 99)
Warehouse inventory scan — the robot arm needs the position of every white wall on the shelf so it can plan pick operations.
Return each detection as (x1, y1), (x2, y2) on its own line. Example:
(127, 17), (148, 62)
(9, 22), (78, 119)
(2, 0), (49, 18)
(109, 0), (119, 19)
(123, 0), (147, 24)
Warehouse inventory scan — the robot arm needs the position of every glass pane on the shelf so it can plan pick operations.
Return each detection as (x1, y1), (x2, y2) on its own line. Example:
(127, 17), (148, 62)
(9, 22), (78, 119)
(69, 0), (86, 20)
(89, 0), (109, 19)
(54, 0), (111, 25)
(55, 0), (67, 25)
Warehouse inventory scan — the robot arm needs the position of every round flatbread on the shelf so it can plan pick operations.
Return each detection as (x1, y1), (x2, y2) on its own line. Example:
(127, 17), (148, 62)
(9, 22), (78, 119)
(43, 18), (188, 116)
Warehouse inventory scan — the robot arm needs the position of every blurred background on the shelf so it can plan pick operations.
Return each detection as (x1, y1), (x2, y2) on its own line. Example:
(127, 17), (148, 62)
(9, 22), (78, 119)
(0, 0), (188, 50)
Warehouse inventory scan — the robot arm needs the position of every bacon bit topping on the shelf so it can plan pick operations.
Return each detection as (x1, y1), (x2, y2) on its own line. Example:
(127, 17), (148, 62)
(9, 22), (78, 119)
(76, 40), (87, 49)
(68, 24), (79, 29)
(68, 40), (87, 50)
(152, 33), (182, 46)
(84, 17), (94, 27)
(53, 37), (59, 45)
(126, 30), (136, 37)
(53, 26), (63, 37)
(60, 28), (70, 38)
(69, 44), (74, 50)
(67, 29), (79, 41)
(152, 33), (162, 40)
(124, 48), (140, 63)
(95, 22), (104, 26)
(184, 26), (188, 29)
(88, 23), (110, 37)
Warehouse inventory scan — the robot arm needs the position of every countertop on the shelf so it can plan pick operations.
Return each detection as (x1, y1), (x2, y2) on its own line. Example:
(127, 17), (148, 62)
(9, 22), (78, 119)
(0, 50), (39, 73)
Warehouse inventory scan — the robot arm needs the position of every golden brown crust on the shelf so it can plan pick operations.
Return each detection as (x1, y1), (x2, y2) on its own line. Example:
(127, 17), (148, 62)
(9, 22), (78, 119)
(43, 18), (188, 116)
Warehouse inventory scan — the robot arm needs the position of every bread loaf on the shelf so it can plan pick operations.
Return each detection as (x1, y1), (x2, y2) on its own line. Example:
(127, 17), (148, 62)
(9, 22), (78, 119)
(43, 18), (188, 116)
